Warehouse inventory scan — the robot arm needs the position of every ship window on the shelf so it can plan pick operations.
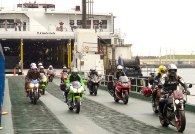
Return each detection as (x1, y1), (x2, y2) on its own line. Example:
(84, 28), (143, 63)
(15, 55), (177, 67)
(0, 19), (14, 29)
(86, 20), (91, 29)
(93, 20), (99, 29)
(77, 20), (82, 25)
(101, 20), (107, 29)
(69, 20), (74, 25)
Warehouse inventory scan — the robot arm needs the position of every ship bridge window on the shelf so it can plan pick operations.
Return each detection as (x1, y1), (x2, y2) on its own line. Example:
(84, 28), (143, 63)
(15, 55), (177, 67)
(93, 20), (99, 29)
(77, 20), (82, 28)
(86, 20), (91, 29)
(101, 20), (107, 29)
(0, 19), (14, 29)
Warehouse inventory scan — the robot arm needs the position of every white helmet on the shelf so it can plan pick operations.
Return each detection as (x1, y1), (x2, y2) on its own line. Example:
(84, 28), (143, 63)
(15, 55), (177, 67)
(40, 65), (44, 69)
(31, 65), (37, 72)
(117, 65), (123, 70)
(30, 63), (36, 68)
(167, 64), (177, 76)
(38, 63), (43, 66)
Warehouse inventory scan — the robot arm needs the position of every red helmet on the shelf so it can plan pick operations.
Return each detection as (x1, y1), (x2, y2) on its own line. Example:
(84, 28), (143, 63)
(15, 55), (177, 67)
(141, 87), (152, 97)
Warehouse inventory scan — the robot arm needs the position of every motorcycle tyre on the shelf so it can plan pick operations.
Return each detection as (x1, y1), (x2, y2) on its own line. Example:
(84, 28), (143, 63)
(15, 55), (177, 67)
(159, 116), (169, 127)
(123, 92), (129, 104)
(114, 95), (119, 103)
(176, 110), (186, 133)
(33, 91), (38, 105)
(74, 99), (80, 113)
(42, 87), (45, 95)
(94, 85), (98, 96)
(152, 99), (159, 113)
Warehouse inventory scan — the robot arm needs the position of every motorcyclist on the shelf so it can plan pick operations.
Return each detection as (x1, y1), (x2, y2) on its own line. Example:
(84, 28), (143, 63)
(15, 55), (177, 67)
(61, 66), (68, 83)
(87, 68), (98, 87)
(25, 64), (41, 97)
(64, 67), (83, 102)
(109, 65), (126, 95)
(39, 65), (47, 76)
(159, 63), (190, 118)
(47, 65), (55, 76)
(151, 65), (167, 108)
(114, 65), (126, 80)
(88, 68), (98, 78)
(38, 62), (43, 71)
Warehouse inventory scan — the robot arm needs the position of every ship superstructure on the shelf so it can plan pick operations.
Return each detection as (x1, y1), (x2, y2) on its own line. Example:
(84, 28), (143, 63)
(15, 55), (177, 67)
(0, 2), (132, 75)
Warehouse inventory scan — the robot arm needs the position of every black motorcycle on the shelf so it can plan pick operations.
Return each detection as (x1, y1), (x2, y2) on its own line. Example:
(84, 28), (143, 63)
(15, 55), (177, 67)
(88, 75), (100, 96)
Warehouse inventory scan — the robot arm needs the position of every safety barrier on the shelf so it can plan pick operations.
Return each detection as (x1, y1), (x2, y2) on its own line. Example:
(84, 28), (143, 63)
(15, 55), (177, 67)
(99, 74), (149, 94)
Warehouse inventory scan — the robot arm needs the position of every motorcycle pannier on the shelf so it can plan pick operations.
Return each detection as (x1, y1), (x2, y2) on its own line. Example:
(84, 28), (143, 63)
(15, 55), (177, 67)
(141, 87), (152, 97)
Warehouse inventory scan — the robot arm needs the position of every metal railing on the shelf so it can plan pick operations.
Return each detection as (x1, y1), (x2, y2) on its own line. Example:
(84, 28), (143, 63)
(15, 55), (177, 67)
(99, 75), (150, 94)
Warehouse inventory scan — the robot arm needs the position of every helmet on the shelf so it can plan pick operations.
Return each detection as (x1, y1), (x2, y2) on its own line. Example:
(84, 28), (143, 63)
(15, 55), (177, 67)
(63, 66), (67, 72)
(30, 63), (36, 69)
(141, 87), (152, 97)
(90, 68), (96, 73)
(38, 63), (43, 67)
(40, 65), (44, 71)
(71, 67), (78, 77)
(167, 64), (177, 76)
(117, 65), (123, 72)
(49, 65), (53, 69)
(158, 65), (167, 76)
(31, 64), (38, 73)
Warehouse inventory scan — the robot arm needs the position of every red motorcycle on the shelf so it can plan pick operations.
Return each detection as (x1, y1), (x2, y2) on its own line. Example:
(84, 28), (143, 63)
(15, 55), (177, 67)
(159, 84), (192, 133)
(61, 72), (68, 83)
(114, 76), (131, 104)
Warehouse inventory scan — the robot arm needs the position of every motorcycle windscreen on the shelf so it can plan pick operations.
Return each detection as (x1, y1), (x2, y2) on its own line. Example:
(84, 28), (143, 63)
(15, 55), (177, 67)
(91, 75), (99, 82)
(118, 76), (129, 83)
(32, 79), (39, 84)
(71, 81), (81, 88)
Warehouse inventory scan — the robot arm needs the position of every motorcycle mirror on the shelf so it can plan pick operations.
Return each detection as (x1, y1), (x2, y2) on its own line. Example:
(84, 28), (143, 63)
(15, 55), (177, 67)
(189, 84), (192, 88)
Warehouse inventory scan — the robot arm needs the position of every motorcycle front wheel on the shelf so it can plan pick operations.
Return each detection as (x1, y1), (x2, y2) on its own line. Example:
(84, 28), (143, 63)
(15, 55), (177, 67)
(74, 99), (81, 113)
(176, 110), (186, 133)
(123, 92), (129, 104)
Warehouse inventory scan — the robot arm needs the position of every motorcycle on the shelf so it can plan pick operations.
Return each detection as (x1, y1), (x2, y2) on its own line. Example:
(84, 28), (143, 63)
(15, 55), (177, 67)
(61, 72), (68, 83)
(47, 70), (55, 82)
(88, 75), (100, 96)
(28, 79), (41, 104)
(67, 81), (85, 113)
(113, 76), (131, 104)
(159, 84), (192, 132)
(40, 74), (48, 95)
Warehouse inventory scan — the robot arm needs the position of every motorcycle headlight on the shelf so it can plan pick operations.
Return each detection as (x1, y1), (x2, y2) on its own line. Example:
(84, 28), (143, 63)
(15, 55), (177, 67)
(180, 100), (184, 104)
(29, 83), (34, 88)
(35, 83), (39, 88)
(122, 83), (128, 87)
(175, 99), (180, 104)
(43, 78), (47, 82)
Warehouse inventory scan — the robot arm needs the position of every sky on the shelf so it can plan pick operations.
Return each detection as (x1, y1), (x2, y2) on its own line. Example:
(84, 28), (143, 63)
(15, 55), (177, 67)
(1, 0), (195, 56)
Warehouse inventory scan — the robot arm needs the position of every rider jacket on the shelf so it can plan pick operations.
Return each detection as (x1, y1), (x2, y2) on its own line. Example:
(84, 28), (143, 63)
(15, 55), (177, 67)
(68, 74), (82, 83)
(89, 71), (98, 78)
(114, 71), (126, 80)
(161, 74), (187, 91)
(25, 70), (41, 82)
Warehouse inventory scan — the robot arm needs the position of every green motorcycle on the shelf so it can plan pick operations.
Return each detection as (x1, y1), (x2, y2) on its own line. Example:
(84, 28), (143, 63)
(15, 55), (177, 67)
(67, 81), (85, 113)
(40, 74), (48, 95)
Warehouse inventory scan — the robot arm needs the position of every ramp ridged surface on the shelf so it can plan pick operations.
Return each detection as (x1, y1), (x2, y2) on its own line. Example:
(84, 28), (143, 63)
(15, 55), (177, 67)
(8, 76), (71, 134)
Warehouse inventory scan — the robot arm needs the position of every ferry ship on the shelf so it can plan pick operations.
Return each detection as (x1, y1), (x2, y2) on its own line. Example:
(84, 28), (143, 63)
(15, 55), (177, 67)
(0, 1), (132, 75)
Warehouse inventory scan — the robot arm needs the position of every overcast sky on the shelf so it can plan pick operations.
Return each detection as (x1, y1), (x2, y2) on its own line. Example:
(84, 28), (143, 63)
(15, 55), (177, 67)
(1, 0), (195, 56)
